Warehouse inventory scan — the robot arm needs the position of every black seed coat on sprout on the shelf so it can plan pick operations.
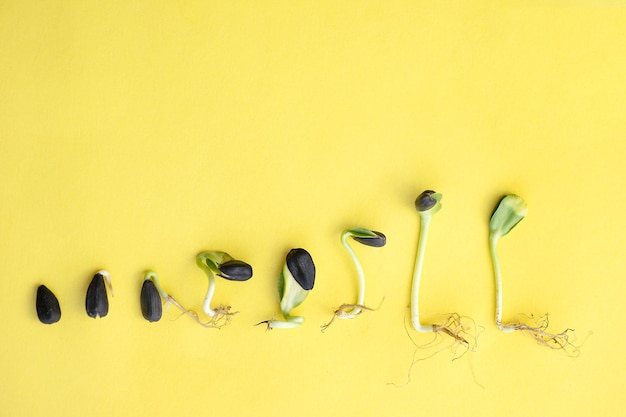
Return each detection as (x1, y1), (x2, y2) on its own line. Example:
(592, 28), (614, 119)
(286, 248), (315, 290)
(415, 190), (437, 212)
(218, 260), (253, 281)
(140, 280), (162, 322)
(353, 231), (387, 247)
(86, 273), (109, 318)
(36, 285), (61, 324)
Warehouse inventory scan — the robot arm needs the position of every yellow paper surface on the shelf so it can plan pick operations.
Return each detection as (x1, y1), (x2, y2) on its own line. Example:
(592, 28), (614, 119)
(1, 2), (625, 416)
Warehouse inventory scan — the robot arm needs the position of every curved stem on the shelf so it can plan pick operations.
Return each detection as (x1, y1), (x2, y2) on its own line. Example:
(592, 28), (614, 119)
(341, 232), (365, 316)
(411, 213), (433, 332)
(489, 235), (514, 333)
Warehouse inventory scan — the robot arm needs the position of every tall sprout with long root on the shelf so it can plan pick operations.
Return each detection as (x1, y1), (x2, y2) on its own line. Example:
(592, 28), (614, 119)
(409, 190), (479, 360)
(489, 194), (581, 355)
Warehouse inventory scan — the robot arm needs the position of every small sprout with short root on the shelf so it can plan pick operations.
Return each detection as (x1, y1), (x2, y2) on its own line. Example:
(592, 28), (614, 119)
(321, 227), (386, 332)
(142, 270), (224, 328)
(196, 251), (253, 328)
(257, 248), (315, 330)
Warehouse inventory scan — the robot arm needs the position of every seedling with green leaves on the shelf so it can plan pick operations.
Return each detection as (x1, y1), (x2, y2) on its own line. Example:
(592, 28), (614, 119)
(257, 248), (315, 330)
(321, 227), (385, 331)
(489, 194), (579, 354)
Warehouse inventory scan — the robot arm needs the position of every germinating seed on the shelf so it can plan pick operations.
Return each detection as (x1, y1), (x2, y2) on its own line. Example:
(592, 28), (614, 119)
(36, 285), (61, 324)
(140, 279), (162, 322)
(86, 271), (110, 318)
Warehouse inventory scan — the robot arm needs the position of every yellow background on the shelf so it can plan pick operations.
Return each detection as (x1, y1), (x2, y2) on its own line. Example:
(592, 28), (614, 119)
(1, 2), (625, 416)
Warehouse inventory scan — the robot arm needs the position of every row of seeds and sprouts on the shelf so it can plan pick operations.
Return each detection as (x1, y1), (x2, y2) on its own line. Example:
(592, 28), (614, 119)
(36, 191), (581, 357)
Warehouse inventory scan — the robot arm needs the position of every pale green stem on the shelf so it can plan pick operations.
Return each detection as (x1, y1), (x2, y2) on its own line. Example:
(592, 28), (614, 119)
(489, 235), (514, 333)
(203, 273), (217, 317)
(340, 232), (365, 316)
(196, 252), (217, 317)
(411, 213), (433, 332)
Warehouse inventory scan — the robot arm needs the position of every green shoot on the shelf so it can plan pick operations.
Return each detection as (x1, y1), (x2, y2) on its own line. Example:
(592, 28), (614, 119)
(257, 248), (315, 330)
(409, 190), (478, 355)
(196, 251), (253, 328)
(321, 227), (386, 331)
(489, 194), (580, 354)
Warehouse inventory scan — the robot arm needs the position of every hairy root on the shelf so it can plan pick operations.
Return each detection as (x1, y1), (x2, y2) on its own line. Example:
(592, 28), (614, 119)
(389, 312), (483, 387)
(320, 303), (373, 332)
(415, 313), (482, 359)
(205, 305), (238, 328)
(500, 313), (586, 357)
(320, 299), (384, 332)
(165, 297), (236, 329)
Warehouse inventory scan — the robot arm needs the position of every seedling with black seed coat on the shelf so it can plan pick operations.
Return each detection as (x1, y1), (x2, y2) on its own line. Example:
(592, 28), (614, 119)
(196, 251), (253, 328)
(142, 270), (218, 327)
(257, 248), (316, 330)
(409, 190), (479, 358)
(321, 227), (386, 331)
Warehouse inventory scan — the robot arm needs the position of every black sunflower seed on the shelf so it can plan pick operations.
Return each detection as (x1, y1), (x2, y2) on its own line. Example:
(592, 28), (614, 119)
(140, 279), (162, 322)
(286, 248), (315, 290)
(36, 285), (61, 324)
(86, 273), (109, 318)
(218, 260), (253, 281)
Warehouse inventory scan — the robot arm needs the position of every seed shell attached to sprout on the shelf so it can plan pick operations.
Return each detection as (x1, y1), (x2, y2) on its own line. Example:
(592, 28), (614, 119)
(196, 251), (254, 327)
(258, 248), (316, 330)
(322, 227), (386, 331)
(407, 190), (478, 361)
